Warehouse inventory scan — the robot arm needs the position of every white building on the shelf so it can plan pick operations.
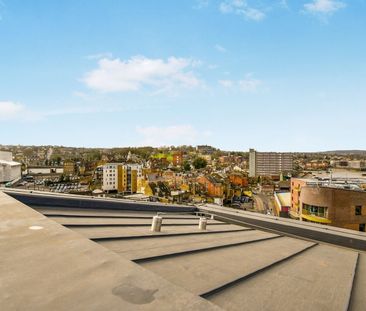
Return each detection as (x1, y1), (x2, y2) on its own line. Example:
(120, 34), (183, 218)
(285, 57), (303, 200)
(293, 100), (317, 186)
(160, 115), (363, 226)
(0, 151), (21, 183)
(249, 148), (293, 178)
(102, 163), (142, 193)
(26, 166), (64, 175)
(102, 164), (119, 192)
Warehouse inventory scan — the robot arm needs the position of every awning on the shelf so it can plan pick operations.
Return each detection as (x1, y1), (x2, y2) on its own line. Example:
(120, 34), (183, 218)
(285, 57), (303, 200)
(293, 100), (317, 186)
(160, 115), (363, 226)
(301, 214), (331, 224)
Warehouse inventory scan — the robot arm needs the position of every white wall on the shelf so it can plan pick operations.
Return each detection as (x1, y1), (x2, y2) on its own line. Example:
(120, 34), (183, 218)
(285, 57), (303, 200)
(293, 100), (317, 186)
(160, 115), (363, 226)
(0, 163), (21, 183)
(102, 164), (118, 191)
(249, 149), (256, 177)
(27, 167), (64, 174)
(28, 168), (51, 174)
(9, 165), (21, 181)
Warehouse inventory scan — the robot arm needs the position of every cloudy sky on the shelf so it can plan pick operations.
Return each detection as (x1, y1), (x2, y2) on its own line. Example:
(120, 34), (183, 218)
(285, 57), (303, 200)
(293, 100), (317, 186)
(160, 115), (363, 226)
(1, 0), (365, 151)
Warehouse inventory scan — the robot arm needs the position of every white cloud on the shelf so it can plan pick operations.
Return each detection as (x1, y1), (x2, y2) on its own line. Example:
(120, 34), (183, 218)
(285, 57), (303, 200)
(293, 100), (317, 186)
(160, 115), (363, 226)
(0, 101), (26, 120)
(239, 76), (261, 92)
(0, 100), (101, 121)
(242, 7), (266, 21)
(83, 56), (202, 93)
(219, 75), (262, 92)
(86, 52), (113, 60)
(219, 80), (234, 88)
(0, 98), (156, 122)
(219, 0), (266, 21)
(215, 44), (227, 53)
(304, 0), (346, 15)
(0, 101), (44, 121)
(136, 125), (211, 147)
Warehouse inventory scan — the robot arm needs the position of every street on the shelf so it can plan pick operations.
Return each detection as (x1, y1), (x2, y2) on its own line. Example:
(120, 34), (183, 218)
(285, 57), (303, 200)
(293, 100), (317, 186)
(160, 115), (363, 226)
(253, 193), (274, 215)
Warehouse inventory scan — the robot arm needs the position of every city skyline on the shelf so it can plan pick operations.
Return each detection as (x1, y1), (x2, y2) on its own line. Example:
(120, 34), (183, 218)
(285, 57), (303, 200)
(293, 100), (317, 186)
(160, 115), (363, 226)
(1, 0), (366, 151)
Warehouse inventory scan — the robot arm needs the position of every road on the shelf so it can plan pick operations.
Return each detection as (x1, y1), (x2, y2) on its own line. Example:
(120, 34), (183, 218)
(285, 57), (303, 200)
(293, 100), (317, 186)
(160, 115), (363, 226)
(253, 194), (274, 215)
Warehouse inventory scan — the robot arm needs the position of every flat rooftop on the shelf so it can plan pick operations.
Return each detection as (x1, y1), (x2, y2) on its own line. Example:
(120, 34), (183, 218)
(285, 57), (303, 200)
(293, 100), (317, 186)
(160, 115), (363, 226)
(1, 191), (366, 310)
(275, 192), (291, 206)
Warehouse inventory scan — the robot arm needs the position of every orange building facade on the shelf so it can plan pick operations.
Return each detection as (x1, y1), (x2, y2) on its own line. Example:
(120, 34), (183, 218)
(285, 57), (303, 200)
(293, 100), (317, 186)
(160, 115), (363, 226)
(196, 175), (224, 198)
(229, 173), (248, 187)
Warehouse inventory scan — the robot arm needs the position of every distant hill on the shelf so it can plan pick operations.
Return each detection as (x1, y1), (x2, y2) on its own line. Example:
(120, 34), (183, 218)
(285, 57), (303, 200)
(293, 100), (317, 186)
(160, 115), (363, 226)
(320, 150), (366, 155)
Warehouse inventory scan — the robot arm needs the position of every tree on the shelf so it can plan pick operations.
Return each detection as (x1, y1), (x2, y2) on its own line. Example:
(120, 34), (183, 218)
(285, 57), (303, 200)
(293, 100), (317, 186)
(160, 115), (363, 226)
(193, 157), (207, 169)
(56, 156), (62, 165)
(183, 161), (191, 171)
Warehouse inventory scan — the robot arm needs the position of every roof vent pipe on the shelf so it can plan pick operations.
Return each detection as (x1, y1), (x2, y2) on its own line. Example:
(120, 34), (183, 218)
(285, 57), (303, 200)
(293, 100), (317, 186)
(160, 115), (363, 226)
(199, 217), (207, 230)
(151, 215), (162, 232)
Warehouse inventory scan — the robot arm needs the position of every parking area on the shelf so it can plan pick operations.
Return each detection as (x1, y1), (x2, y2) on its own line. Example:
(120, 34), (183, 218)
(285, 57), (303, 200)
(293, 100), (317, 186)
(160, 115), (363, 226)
(12, 175), (88, 194)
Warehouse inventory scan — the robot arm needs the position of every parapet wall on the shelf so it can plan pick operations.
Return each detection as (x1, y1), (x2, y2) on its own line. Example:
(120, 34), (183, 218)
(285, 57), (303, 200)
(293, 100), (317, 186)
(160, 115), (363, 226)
(3, 189), (197, 213)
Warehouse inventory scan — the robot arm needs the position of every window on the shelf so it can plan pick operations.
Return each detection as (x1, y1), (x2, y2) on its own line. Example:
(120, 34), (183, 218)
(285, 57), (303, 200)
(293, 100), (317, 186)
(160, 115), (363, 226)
(360, 224), (365, 232)
(355, 206), (362, 216)
(303, 204), (327, 218)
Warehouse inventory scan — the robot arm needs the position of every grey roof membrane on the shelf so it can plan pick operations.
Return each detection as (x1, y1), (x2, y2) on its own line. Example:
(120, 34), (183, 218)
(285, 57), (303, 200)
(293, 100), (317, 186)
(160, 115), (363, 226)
(1, 191), (365, 311)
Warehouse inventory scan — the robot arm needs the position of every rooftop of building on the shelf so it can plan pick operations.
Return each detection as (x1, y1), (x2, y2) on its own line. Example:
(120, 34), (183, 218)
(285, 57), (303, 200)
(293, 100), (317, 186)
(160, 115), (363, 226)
(201, 174), (223, 185)
(301, 169), (366, 179)
(26, 165), (63, 168)
(293, 177), (366, 192)
(275, 192), (291, 206)
(1, 189), (366, 310)
(0, 159), (21, 166)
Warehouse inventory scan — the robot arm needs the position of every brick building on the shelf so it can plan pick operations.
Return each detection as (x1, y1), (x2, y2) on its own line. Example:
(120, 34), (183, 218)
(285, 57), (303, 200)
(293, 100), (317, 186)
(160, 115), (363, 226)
(291, 178), (366, 232)
(196, 175), (224, 198)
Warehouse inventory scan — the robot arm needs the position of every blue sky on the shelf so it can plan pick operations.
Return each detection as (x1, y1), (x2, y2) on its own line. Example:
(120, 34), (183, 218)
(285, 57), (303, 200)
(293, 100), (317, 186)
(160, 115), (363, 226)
(0, 0), (365, 151)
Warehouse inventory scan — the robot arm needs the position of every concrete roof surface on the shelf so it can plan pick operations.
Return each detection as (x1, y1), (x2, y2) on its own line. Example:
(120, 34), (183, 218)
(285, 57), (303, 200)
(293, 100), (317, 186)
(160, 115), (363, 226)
(0, 192), (220, 311)
(1, 191), (366, 311)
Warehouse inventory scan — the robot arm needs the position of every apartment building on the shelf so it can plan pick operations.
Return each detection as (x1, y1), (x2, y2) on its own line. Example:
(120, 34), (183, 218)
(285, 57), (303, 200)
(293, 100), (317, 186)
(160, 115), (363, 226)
(249, 148), (293, 177)
(290, 177), (366, 232)
(102, 163), (140, 193)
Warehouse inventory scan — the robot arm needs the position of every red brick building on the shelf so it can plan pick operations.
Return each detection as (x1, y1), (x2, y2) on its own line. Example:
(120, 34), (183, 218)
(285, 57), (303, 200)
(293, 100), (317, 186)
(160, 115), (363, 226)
(197, 175), (224, 197)
(229, 173), (248, 187)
